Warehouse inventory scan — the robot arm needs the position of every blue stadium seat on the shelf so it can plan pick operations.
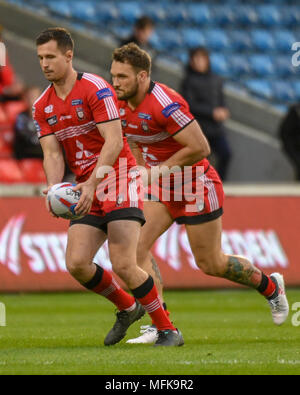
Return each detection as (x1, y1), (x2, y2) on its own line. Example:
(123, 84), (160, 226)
(235, 5), (258, 26)
(111, 25), (132, 41)
(249, 55), (275, 76)
(181, 29), (206, 49)
(150, 29), (182, 51)
(186, 4), (211, 25)
(213, 5), (235, 26)
(165, 4), (187, 24)
(257, 5), (282, 27)
(204, 29), (230, 51)
(47, 1), (71, 19)
(118, 2), (142, 24)
(281, 6), (300, 27)
(71, 2), (98, 24)
(210, 54), (231, 77)
(95, 3), (119, 24)
(292, 81), (300, 100)
(174, 50), (189, 65)
(229, 31), (252, 51)
(271, 81), (295, 102)
(274, 30), (296, 52)
(228, 55), (251, 77)
(142, 4), (166, 23)
(251, 30), (275, 51)
(275, 56), (295, 77)
(244, 79), (272, 100)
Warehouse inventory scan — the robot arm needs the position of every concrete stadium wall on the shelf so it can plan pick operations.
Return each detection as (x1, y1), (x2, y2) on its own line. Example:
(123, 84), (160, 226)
(0, 0), (295, 182)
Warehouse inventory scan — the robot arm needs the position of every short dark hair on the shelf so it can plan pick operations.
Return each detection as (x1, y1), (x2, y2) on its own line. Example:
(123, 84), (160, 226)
(189, 47), (210, 61)
(36, 27), (74, 52)
(135, 16), (154, 30)
(112, 43), (152, 75)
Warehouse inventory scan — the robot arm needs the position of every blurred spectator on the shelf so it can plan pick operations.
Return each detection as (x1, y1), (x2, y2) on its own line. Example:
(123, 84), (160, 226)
(0, 24), (24, 102)
(279, 103), (300, 181)
(14, 86), (43, 160)
(120, 16), (155, 55)
(13, 86), (74, 181)
(181, 47), (232, 181)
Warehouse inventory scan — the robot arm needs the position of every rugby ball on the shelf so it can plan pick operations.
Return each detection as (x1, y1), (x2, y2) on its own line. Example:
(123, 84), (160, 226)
(47, 183), (83, 220)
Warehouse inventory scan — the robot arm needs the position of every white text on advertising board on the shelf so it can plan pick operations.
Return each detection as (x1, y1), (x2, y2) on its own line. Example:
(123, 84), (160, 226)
(0, 216), (289, 275)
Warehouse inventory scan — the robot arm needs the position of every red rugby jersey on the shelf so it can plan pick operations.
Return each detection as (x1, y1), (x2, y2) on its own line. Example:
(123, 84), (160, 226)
(33, 72), (135, 182)
(118, 81), (210, 171)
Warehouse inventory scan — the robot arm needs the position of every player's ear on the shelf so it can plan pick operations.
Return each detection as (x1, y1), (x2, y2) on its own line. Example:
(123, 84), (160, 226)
(138, 70), (148, 83)
(65, 49), (73, 63)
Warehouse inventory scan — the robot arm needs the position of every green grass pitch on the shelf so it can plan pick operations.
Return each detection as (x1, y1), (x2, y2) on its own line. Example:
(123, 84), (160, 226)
(0, 289), (300, 375)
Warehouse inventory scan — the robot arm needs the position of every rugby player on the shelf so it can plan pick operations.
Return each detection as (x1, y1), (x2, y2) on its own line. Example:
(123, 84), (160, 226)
(110, 43), (289, 344)
(33, 28), (183, 347)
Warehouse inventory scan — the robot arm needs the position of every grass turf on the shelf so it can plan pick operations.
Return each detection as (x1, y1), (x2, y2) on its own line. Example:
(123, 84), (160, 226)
(0, 289), (300, 375)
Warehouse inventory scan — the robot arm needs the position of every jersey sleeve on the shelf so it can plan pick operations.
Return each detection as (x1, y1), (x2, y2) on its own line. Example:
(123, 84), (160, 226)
(85, 78), (120, 124)
(32, 103), (54, 139)
(152, 84), (195, 137)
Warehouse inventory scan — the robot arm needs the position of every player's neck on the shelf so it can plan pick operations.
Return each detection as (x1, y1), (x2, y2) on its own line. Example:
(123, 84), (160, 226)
(53, 69), (78, 101)
(127, 79), (151, 111)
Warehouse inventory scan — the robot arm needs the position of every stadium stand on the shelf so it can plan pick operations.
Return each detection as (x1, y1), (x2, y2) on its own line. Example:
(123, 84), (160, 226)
(0, 98), (46, 183)
(0, 0), (297, 183)
(1, 0), (298, 111)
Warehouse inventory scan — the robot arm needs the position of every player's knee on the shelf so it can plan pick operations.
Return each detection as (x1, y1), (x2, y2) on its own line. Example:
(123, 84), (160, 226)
(66, 255), (86, 278)
(110, 255), (133, 282)
(195, 256), (225, 277)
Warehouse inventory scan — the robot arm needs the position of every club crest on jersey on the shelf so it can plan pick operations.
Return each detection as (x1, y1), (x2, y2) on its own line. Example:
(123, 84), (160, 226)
(141, 120), (150, 132)
(72, 99), (83, 106)
(116, 194), (124, 207)
(162, 102), (181, 118)
(44, 105), (54, 114)
(121, 120), (127, 128)
(76, 107), (85, 120)
(138, 112), (152, 120)
(47, 115), (58, 126)
(96, 88), (113, 101)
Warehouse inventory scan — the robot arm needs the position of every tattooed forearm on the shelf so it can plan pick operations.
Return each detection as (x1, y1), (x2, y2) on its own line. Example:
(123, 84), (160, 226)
(223, 256), (262, 288)
(151, 257), (163, 286)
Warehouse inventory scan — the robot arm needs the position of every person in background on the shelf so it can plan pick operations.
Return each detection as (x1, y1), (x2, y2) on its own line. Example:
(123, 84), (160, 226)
(0, 24), (24, 102)
(14, 86), (43, 160)
(181, 47), (232, 181)
(120, 16), (155, 55)
(14, 85), (73, 181)
(279, 103), (300, 181)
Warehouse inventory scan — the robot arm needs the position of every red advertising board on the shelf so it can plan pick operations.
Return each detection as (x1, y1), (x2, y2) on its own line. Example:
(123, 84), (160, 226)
(0, 196), (299, 291)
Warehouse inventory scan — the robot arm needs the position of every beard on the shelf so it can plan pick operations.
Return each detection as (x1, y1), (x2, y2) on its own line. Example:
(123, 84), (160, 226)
(116, 80), (139, 101)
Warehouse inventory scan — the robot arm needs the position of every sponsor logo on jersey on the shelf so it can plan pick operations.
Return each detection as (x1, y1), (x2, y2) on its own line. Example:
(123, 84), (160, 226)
(44, 105), (54, 114)
(162, 102), (181, 118)
(128, 124), (138, 129)
(96, 88), (113, 101)
(141, 120), (150, 132)
(75, 140), (93, 159)
(76, 107), (85, 120)
(71, 99), (83, 106)
(60, 115), (72, 121)
(138, 112), (152, 120)
(47, 115), (58, 126)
